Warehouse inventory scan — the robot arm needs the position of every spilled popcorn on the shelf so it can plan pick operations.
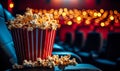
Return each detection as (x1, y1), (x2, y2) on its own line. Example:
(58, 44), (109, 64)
(12, 55), (77, 69)
(8, 8), (59, 31)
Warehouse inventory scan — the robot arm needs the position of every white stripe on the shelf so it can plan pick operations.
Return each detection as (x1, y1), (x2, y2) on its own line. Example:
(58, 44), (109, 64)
(40, 30), (43, 58)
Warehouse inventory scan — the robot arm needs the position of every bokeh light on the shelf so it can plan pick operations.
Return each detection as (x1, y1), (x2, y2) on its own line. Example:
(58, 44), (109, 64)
(100, 22), (105, 27)
(9, 2), (14, 8)
(67, 21), (72, 25)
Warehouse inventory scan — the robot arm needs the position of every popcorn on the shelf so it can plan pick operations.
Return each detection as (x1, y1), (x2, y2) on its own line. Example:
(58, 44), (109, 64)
(8, 8), (59, 30)
(12, 63), (23, 69)
(69, 58), (78, 65)
(12, 55), (78, 69)
(27, 27), (33, 31)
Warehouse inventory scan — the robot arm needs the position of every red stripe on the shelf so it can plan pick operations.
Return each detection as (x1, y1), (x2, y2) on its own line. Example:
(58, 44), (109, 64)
(23, 29), (29, 60)
(42, 30), (46, 59)
(42, 30), (47, 59)
(12, 29), (20, 60)
(18, 28), (23, 62)
(41, 30), (44, 59)
(16, 28), (22, 62)
(36, 29), (38, 60)
(19, 29), (23, 60)
(47, 30), (52, 58)
(49, 30), (54, 57)
(46, 30), (51, 57)
(40, 29), (42, 59)
(20, 29), (25, 61)
(16, 28), (22, 63)
(33, 29), (36, 61)
(46, 30), (49, 59)
(28, 31), (32, 60)
(14, 28), (20, 62)
(46, 30), (50, 59)
(31, 31), (34, 61)
(48, 30), (52, 57)
(42, 30), (56, 59)
(50, 30), (56, 56)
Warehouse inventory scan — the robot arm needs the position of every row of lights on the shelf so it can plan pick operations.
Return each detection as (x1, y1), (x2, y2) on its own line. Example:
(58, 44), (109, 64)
(7, 2), (120, 28)
(37, 8), (120, 27)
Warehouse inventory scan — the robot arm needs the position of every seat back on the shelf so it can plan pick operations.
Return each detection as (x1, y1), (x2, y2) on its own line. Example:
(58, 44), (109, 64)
(0, 3), (13, 46)
(4, 9), (14, 21)
(95, 27), (109, 40)
(105, 32), (120, 60)
(64, 32), (73, 46)
(74, 31), (84, 48)
(82, 32), (102, 52)
(0, 4), (4, 18)
(0, 3), (17, 70)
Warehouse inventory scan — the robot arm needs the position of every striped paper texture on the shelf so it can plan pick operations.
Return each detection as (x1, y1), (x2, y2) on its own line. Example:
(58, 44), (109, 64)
(11, 28), (56, 64)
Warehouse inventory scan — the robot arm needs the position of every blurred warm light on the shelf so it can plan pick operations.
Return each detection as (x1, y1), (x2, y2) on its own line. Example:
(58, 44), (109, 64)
(49, 9), (54, 14)
(62, 12), (66, 17)
(102, 11), (108, 18)
(54, 15), (59, 19)
(64, 8), (68, 12)
(83, 11), (87, 16)
(100, 9), (104, 13)
(85, 20), (90, 25)
(25, 8), (120, 28)
(69, 15), (74, 19)
(76, 21), (81, 24)
(105, 21), (109, 26)
(58, 11), (62, 15)
(58, 8), (63, 15)
(94, 12), (98, 17)
(115, 19), (119, 23)
(9, 2), (14, 8)
(95, 19), (100, 24)
(110, 10), (113, 15)
(59, 8), (63, 12)
(69, 9), (74, 14)
(114, 10), (118, 14)
(110, 16), (114, 20)
(77, 16), (81, 21)
(43, 9), (47, 14)
(67, 21), (72, 25)
(100, 22), (105, 27)
(98, 13), (101, 17)
(54, 10), (58, 15)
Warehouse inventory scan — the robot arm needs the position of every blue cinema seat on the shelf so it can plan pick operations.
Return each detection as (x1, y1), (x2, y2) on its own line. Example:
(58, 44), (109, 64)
(0, 4), (17, 70)
(78, 32), (103, 63)
(93, 32), (120, 71)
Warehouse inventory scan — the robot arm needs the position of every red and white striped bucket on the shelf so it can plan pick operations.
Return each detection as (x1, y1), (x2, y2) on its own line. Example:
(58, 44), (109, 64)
(11, 28), (56, 64)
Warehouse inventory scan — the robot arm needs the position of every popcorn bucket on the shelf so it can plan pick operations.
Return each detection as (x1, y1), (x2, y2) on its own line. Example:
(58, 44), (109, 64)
(11, 28), (56, 64)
